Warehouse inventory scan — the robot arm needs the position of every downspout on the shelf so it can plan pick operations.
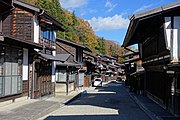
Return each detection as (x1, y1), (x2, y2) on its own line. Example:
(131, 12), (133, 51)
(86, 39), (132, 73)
(39, 10), (44, 16)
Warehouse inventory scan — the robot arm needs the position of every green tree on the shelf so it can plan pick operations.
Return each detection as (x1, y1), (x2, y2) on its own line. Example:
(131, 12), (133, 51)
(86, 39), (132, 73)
(96, 37), (106, 55)
(36, 0), (68, 38)
(21, 0), (125, 57)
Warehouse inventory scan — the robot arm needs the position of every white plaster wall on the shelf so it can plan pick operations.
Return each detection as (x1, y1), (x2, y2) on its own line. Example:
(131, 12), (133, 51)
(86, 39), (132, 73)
(164, 17), (171, 50)
(164, 16), (180, 62)
(174, 17), (180, 59)
(52, 31), (56, 83)
(22, 48), (28, 80)
(34, 15), (39, 44)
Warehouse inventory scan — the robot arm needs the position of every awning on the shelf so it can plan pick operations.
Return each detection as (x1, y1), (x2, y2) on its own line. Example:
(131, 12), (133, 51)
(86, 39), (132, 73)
(56, 61), (82, 67)
(123, 57), (140, 64)
(4, 35), (43, 49)
(38, 52), (62, 61)
(37, 53), (71, 62)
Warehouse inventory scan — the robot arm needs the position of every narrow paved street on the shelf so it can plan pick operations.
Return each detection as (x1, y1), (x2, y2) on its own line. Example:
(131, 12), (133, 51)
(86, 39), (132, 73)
(41, 82), (150, 120)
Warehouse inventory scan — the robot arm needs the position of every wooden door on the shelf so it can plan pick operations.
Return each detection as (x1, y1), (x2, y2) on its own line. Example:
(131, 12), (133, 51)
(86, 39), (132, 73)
(84, 75), (88, 87)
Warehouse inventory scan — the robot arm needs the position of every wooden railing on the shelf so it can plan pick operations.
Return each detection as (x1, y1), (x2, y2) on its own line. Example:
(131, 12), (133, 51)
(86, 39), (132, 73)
(40, 37), (56, 49)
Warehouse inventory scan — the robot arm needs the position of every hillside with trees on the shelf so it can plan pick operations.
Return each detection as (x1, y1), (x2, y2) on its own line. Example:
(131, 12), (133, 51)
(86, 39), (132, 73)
(22, 0), (126, 62)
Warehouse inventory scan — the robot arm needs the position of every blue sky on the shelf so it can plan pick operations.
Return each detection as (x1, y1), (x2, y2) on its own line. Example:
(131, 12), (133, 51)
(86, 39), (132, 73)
(59, 0), (177, 45)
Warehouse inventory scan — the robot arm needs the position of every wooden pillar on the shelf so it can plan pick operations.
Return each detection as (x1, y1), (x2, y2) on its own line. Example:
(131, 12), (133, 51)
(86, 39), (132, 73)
(66, 68), (69, 95)
(0, 15), (2, 32)
(143, 69), (147, 95)
(32, 60), (35, 98)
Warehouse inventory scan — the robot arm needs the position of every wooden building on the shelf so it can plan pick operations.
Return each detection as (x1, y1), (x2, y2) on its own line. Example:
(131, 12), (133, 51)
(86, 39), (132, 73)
(123, 51), (144, 93)
(83, 52), (98, 87)
(122, 1), (180, 116)
(0, 0), (64, 102)
(55, 38), (91, 94)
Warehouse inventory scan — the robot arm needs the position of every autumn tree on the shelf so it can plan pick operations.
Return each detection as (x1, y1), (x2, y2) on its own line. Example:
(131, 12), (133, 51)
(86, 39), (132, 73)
(96, 37), (106, 55)
(21, 0), (126, 61)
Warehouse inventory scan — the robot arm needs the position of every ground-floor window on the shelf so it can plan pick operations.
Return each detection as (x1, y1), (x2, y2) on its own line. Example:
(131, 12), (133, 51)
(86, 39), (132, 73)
(69, 71), (75, 82)
(78, 72), (84, 86)
(0, 45), (22, 97)
(56, 69), (67, 82)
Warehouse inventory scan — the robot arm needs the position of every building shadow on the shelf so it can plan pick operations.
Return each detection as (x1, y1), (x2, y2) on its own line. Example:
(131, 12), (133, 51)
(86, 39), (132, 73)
(43, 82), (148, 120)
(44, 115), (120, 120)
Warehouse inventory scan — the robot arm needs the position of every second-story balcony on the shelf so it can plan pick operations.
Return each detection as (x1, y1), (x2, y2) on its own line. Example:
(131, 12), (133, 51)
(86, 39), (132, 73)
(40, 37), (55, 49)
(40, 28), (56, 49)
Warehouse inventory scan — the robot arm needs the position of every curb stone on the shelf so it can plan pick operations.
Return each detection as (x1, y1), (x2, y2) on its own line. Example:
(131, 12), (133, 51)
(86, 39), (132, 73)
(122, 86), (157, 120)
(122, 86), (180, 120)
(132, 95), (157, 120)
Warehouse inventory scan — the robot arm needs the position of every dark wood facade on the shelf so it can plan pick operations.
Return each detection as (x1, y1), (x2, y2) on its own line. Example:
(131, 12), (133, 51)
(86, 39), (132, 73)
(0, 0), (63, 102)
(0, 0), (34, 101)
(122, 2), (180, 116)
(3, 7), (33, 42)
(55, 38), (91, 94)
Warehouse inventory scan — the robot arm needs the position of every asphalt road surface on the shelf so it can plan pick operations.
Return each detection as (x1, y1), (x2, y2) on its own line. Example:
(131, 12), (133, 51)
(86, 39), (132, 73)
(42, 82), (150, 120)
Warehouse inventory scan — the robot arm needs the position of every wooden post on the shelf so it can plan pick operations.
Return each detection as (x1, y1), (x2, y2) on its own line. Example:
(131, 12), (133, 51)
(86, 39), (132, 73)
(32, 60), (35, 98)
(0, 16), (2, 32)
(66, 67), (69, 95)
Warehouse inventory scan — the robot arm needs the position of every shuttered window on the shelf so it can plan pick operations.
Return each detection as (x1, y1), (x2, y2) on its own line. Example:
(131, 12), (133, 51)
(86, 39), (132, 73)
(0, 45), (22, 97)
(78, 73), (84, 86)
(56, 70), (67, 82)
(69, 71), (75, 82)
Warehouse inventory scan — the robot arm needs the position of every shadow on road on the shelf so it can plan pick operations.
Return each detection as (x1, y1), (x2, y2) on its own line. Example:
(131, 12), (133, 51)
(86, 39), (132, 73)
(44, 82), (150, 120)
(45, 115), (120, 120)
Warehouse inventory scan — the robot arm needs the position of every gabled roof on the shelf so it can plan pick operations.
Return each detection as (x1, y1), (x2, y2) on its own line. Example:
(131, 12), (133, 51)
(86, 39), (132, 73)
(38, 52), (61, 61)
(122, 1), (180, 47)
(56, 54), (70, 62)
(56, 38), (92, 52)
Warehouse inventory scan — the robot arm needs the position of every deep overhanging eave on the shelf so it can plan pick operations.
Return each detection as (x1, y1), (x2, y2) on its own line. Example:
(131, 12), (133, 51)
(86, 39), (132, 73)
(122, 1), (180, 48)
(122, 19), (139, 47)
